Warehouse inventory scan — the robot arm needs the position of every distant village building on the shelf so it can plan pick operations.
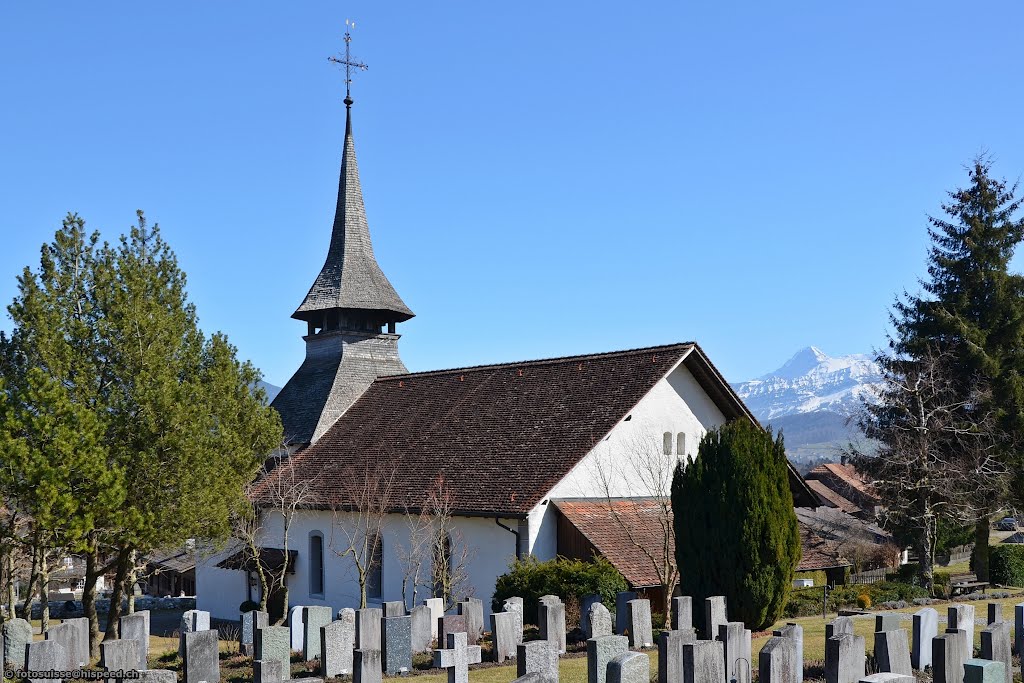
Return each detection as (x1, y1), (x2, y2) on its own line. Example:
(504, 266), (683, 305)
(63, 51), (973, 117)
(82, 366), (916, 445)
(194, 91), (818, 621)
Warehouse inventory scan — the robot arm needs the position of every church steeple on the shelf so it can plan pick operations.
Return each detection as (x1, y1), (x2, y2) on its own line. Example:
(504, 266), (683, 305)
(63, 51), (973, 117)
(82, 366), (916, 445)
(271, 27), (412, 447)
(292, 99), (414, 335)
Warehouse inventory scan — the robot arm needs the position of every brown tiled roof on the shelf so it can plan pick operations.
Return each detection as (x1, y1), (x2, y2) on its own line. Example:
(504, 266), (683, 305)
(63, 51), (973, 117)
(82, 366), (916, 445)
(806, 479), (861, 514)
(144, 546), (196, 573)
(797, 525), (849, 571)
(553, 499), (673, 588)
(217, 547), (298, 574)
(256, 343), (697, 516)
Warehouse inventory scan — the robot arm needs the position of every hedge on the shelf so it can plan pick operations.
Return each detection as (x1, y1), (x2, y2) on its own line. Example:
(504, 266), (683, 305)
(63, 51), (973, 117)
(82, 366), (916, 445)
(491, 556), (628, 622)
(784, 581), (929, 617)
(990, 545), (1024, 587)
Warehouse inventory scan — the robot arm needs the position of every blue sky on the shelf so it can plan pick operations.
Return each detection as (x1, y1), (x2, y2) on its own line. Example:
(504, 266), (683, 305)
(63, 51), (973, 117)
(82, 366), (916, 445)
(2, 2), (1023, 386)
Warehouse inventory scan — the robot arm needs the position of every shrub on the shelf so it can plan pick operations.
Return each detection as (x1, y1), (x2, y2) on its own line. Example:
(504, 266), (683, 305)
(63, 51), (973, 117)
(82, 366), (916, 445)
(783, 581), (929, 617)
(856, 594), (871, 609)
(239, 600), (260, 612)
(491, 555), (628, 622)
(989, 545), (1024, 587)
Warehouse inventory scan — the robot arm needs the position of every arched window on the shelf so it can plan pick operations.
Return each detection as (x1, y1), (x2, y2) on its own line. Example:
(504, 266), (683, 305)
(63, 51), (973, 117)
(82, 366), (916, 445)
(676, 433), (686, 457)
(309, 531), (325, 597)
(367, 534), (383, 599)
(662, 431), (673, 455)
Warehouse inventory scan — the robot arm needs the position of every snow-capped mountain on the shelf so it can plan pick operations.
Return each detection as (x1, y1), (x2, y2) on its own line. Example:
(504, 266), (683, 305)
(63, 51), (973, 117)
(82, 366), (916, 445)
(732, 347), (882, 461)
(734, 346), (881, 420)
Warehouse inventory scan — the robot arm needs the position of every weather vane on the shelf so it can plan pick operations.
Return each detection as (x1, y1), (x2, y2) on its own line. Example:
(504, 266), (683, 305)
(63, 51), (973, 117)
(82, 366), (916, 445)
(328, 19), (368, 103)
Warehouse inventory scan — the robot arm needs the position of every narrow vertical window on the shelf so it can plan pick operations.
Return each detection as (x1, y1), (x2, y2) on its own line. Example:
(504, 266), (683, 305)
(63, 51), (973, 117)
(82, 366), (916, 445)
(663, 431), (673, 455)
(309, 532), (325, 597)
(677, 433), (686, 457)
(367, 534), (383, 599)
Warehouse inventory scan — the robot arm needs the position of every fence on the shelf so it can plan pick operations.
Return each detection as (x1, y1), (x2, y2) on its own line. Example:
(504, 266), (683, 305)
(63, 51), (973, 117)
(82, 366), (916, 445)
(849, 567), (889, 584)
(937, 544), (973, 567)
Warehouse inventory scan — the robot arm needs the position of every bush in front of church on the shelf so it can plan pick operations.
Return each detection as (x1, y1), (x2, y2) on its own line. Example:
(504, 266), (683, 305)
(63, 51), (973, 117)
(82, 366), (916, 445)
(491, 555), (627, 627)
(672, 419), (801, 631)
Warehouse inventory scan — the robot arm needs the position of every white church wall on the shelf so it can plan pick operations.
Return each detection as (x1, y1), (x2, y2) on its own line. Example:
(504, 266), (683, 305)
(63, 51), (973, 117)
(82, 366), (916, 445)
(196, 508), (521, 621)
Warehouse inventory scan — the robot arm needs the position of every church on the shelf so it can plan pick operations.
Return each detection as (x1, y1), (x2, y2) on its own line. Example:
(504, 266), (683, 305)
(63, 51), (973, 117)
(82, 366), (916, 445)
(194, 79), (815, 622)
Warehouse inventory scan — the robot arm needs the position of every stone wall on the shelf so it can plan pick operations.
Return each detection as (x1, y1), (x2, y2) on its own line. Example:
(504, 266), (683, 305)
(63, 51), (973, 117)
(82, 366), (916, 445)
(28, 596), (196, 619)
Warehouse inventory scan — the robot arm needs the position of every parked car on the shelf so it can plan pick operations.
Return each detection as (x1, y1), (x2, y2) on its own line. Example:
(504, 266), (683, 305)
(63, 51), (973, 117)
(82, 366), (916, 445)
(996, 517), (1018, 531)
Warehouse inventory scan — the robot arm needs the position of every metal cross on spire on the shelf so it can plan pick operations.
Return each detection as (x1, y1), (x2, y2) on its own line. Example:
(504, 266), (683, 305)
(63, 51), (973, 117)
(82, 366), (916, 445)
(328, 19), (368, 104)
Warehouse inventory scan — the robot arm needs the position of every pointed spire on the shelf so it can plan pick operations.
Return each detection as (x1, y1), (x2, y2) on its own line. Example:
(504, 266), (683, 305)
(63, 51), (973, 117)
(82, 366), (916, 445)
(292, 99), (414, 325)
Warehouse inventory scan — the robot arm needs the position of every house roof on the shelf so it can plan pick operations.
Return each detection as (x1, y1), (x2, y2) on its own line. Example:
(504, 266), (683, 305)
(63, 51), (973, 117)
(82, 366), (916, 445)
(805, 479), (861, 514)
(552, 498), (672, 588)
(256, 341), (814, 516)
(216, 547), (298, 574)
(292, 104), (413, 323)
(797, 526), (850, 571)
(805, 462), (879, 515)
(144, 546), (196, 573)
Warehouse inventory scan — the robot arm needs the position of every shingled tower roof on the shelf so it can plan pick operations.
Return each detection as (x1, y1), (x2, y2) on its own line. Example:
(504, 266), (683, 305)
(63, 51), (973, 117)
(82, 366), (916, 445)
(292, 100), (413, 323)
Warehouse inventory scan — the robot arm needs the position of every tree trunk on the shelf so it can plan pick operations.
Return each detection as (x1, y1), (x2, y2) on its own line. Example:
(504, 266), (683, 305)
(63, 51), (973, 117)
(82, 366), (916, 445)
(38, 552), (49, 636)
(6, 552), (16, 621)
(103, 548), (132, 642)
(972, 516), (991, 582)
(82, 548), (101, 661)
(125, 549), (138, 614)
(18, 543), (39, 620)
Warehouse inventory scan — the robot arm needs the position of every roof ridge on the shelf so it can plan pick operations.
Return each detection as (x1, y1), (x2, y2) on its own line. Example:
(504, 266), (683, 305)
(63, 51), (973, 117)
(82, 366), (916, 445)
(376, 342), (696, 380)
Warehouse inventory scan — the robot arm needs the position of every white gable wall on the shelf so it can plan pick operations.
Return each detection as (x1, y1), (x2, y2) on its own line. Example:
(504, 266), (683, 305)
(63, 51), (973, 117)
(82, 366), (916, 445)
(526, 360), (728, 560)
(197, 359), (730, 620)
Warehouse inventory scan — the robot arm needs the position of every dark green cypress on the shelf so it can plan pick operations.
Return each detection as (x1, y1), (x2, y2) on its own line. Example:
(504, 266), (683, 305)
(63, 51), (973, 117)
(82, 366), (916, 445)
(672, 419), (801, 631)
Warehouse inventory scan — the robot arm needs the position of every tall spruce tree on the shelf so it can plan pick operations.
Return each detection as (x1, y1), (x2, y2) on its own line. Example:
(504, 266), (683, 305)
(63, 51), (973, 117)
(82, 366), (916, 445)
(671, 420), (800, 631)
(889, 157), (1024, 581)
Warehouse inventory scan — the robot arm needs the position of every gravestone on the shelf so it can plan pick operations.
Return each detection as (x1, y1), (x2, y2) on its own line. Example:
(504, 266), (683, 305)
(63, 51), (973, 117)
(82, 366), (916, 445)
(64, 618), (89, 668)
(626, 600), (653, 648)
(615, 592), (637, 636)
(424, 598), (445, 641)
(120, 612), (150, 670)
(980, 622), (1012, 683)
(673, 596), (693, 630)
(933, 632), (966, 683)
(659, 629), (697, 683)
(504, 597), (525, 644)
(255, 626), (291, 680)
(580, 595), (602, 637)
(136, 671), (178, 683)
(946, 627), (971, 666)
(101, 639), (140, 671)
(964, 659), (1006, 683)
(3, 618), (32, 667)
(356, 608), (383, 650)
(513, 675), (545, 683)
(411, 605), (433, 653)
(383, 601), (406, 618)
(303, 606), (333, 661)
(43, 623), (77, 670)
(682, 639), (725, 683)
(26, 641), (68, 683)
(704, 596), (727, 641)
(588, 635), (629, 683)
(241, 611), (270, 657)
(826, 616), (854, 639)
(772, 623), (803, 683)
(589, 602), (613, 639)
(912, 608), (938, 670)
(719, 622), (751, 683)
(321, 614), (355, 678)
(382, 615), (413, 675)
(874, 629), (912, 676)
(607, 650), (649, 683)
(517, 640), (558, 683)
(491, 611), (519, 663)
(859, 675), (914, 683)
(180, 609), (211, 658)
(435, 632), (483, 683)
(457, 599), (484, 645)
(948, 605), (976, 658)
(440, 614), (467, 648)
(254, 659), (284, 683)
(539, 600), (567, 654)
(875, 614), (902, 633)
(354, 649), (382, 683)
(759, 635), (796, 683)
(289, 605), (305, 651)
(1015, 603), (1023, 657)
(184, 630), (220, 683)
(986, 603), (1002, 625)
(825, 633), (865, 683)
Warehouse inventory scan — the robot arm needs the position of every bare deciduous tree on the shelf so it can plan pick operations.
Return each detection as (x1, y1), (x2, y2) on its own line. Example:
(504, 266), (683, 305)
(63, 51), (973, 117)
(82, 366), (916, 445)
(421, 475), (475, 610)
(848, 348), (1011, 593)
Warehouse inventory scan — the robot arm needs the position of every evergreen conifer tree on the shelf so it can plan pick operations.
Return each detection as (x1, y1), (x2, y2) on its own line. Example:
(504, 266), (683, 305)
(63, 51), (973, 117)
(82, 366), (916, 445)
(671, 420), (800, 631)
